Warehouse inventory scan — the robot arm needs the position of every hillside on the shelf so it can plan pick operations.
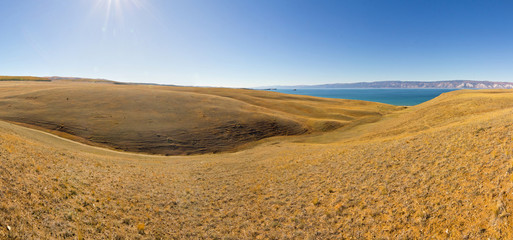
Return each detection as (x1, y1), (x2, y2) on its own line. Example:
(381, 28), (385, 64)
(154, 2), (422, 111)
(0, 81), (399, 155)
(2, 86), (513, 238)
(0, 76), (52, 82)
(265, 80), (513, 89)
(0, 76), (114, 83)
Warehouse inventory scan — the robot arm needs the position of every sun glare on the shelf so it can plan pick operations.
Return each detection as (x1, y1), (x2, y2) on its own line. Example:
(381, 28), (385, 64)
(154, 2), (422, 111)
(93, 0), (148, 33)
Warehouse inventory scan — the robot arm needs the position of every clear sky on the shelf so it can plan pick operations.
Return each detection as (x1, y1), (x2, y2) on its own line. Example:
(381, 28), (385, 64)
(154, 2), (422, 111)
(1, 0), (513, 87)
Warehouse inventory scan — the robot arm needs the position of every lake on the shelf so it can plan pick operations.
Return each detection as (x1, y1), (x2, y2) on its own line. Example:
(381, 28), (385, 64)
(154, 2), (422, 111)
(271, 88), (458, 106)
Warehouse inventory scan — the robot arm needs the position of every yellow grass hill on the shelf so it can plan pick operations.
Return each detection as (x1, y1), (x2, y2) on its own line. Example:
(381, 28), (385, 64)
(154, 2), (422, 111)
(0, 80), (399, 155)
(2, 79), (513, 239)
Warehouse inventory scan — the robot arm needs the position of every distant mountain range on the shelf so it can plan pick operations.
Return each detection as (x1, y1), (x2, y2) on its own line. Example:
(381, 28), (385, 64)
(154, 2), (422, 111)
(260, 80), (513, 89)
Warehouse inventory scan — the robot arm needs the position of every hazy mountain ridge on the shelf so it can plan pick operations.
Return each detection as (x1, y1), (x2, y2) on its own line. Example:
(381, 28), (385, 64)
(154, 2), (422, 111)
(262, 80), (513, 89)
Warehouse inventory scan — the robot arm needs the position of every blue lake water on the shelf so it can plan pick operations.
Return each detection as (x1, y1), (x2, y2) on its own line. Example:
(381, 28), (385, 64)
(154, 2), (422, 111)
(272, 89), (458, 106)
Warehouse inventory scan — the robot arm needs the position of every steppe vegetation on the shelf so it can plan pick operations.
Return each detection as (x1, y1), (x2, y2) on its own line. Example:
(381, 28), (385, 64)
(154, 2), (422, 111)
(0, 76), (114, 83)
(0, 81), (399, 155)
(1, 80), (513, 239)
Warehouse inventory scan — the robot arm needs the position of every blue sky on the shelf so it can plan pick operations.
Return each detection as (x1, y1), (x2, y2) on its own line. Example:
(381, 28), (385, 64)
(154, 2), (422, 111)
(1, 0), (512, 87)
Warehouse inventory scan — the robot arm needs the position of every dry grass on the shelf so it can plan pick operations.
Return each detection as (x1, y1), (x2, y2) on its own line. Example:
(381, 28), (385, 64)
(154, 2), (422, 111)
(0, 76), (114, 83)
(0, 81), (399, 155)
(0, 76), (51, 82)
(1, 85), (513, 238)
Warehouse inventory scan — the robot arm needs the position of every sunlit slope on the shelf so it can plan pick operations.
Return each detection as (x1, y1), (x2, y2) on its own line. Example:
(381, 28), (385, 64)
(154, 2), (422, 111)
(348, 89), (513, 141)
(0, 81), (399, 155)
(3, 89), (513, 238)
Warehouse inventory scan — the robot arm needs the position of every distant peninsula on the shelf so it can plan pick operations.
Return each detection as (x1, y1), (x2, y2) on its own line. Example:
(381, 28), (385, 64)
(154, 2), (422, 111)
(261, 80), (513, 89)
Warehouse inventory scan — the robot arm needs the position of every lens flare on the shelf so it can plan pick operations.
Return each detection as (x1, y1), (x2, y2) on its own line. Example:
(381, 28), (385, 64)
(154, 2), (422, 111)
(92, 0), (149, 33)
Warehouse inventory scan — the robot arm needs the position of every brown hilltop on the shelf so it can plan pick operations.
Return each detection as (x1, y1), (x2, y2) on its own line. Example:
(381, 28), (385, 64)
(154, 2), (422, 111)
(0, 81), (399, 155)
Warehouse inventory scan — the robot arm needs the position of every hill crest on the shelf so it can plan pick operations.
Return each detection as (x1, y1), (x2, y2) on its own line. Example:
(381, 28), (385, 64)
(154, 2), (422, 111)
(261, 80), (513, 89)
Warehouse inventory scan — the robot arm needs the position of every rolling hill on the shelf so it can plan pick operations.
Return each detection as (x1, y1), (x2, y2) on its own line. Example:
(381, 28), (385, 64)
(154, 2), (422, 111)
(2, 80), (513, 238)
(0, 81), (400, 155)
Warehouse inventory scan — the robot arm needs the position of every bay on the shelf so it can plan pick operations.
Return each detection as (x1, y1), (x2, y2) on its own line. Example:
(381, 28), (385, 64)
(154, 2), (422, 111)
(272, 88), (458, 106)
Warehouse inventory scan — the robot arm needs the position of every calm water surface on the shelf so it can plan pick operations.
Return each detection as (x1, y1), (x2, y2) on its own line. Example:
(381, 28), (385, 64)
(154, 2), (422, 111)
(272, 89), (458, 106)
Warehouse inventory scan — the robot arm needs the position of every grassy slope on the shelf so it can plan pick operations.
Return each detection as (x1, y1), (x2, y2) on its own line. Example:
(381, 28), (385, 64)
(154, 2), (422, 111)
(0, 76), (114, 83)
(2, 88), (513, 238)
(0, 76), (51, 82)
(0, 81), (399, 155)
